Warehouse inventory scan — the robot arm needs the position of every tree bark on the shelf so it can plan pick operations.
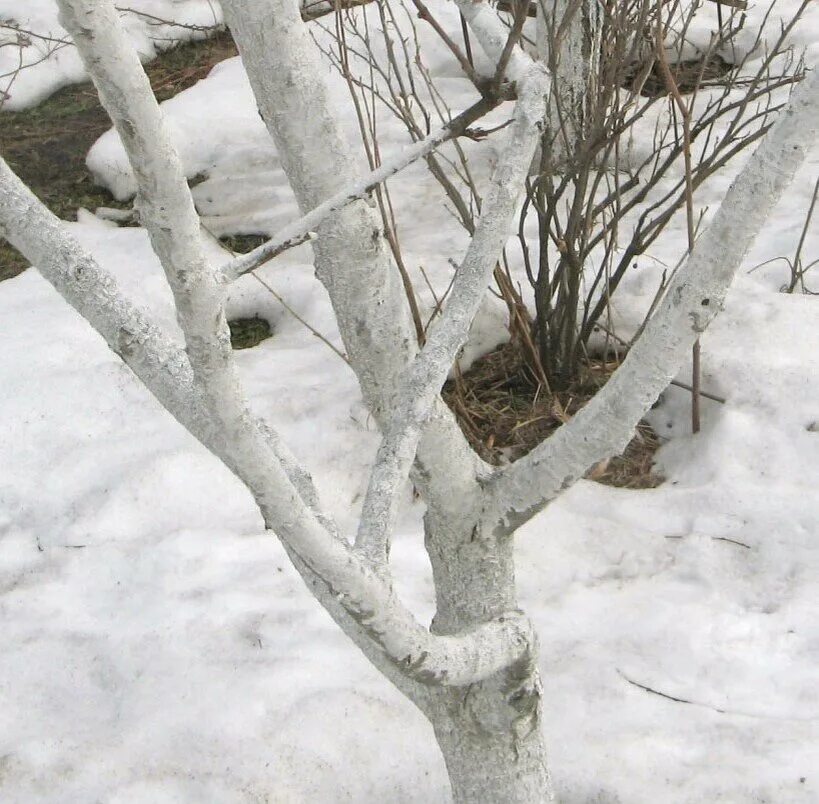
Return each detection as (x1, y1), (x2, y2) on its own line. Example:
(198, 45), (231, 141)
(220, 1), (556, 797)
(537, 0), (601, 164)
(220, 0), (487, 528)
(433, 700), (553, 804)
(425, 511), (554, 802)
(8, 0), (813, 800)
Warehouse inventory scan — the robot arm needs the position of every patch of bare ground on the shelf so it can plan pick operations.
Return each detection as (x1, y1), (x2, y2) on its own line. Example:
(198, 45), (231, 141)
(442, 341), (664, 489)
(0, 30), (238, 281)
(625, 52), (736, 98)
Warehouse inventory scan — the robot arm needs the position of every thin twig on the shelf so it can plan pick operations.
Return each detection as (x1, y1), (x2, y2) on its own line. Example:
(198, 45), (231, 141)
(408, 0), (484, 91)
(617, 668), (727, 713)
(492, 0), (529, 88)
(251, 273), (349, 364)
(113, 6), (222, 32)
(712, 536), (751, 549)
(655, 15), (700, 434)
(787, 174), (819, 293)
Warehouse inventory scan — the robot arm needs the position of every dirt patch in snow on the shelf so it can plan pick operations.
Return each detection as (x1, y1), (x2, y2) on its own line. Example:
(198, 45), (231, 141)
(0, 30), (238, 281)
(443, 341), (664, 489)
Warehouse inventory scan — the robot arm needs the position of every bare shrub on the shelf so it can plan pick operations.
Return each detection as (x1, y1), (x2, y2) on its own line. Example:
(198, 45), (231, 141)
(318, 0), (808, 397)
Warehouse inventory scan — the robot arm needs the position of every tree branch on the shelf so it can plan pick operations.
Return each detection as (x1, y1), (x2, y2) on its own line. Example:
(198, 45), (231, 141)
(0, 154), (332, 529)
(222, 0), (491, 529)
(1, 147), (536, 688)
(482, 67), (819, 535)
(39, 0), (536, 689)
(218, 95), (501, 283)
(355, 65), (549, 567)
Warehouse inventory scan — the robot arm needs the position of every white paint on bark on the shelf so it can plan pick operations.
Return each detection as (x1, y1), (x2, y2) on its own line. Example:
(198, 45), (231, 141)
(537, 0), (602, 156)
(5, 0), (813, 799)
(355, 66), (549, 567)
(45, 0), (540, 691)
(221, 0), (489, 529)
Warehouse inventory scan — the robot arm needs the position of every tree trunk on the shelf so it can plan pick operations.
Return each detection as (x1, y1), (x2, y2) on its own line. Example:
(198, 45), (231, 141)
(537, 0), (601, 164)
(4, 0), (817, 801)
(433, 694), (553, 804)
(220, 0), (485, 520)
(221, 1), (554, 796)
(425, 510), (555, 802)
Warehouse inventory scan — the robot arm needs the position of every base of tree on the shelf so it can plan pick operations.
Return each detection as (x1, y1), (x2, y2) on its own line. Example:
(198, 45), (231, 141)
(443, 340), (663, 489)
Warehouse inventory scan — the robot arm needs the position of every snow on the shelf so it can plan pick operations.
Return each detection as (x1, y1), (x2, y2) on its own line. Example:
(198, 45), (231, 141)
(0, 1), (225, 111)
(526, 278), (819, 801)
(1, 1), (818, 801)
(675, 0), (819, 65)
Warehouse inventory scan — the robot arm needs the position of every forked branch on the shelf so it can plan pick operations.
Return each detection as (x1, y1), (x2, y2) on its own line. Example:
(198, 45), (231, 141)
(355, 65), (549, 567)
(16, 0), (538, 690)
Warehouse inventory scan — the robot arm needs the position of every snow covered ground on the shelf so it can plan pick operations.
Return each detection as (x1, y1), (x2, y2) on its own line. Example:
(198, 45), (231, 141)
(1, 1), (818, 802)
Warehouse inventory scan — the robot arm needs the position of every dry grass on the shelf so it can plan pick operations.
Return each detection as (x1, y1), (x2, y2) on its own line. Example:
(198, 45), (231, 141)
(442, 341), (664, 489)
(626, 52), (735, 98)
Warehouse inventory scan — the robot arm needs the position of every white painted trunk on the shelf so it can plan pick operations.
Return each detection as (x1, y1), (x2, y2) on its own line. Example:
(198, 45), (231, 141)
(3, 0), (815, 800)
(537, 0), (602, 162)
(48, 0), (541, 700)
(355, 67), (548, 566)
(425, 510), (554, 802)
(220, 0), (486, 530)
(221, 1), (556, 798)
(433, 697), (553, 803)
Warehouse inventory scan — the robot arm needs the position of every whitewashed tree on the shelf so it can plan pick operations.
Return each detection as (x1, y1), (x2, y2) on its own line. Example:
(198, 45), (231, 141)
(0, 0), (816, 800)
